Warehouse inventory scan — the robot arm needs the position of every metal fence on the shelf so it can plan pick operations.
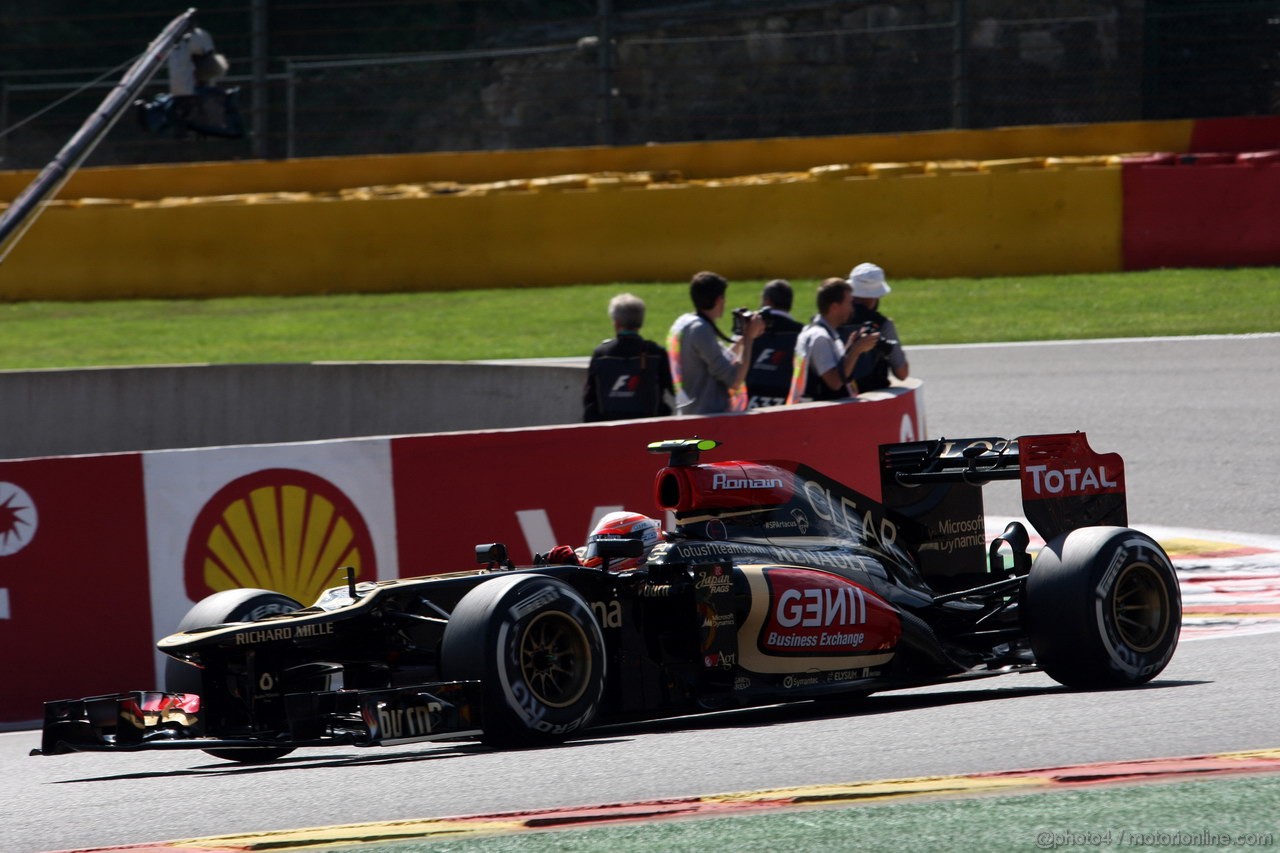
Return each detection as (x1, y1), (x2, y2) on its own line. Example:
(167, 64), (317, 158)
(1, 0), (1276, 171)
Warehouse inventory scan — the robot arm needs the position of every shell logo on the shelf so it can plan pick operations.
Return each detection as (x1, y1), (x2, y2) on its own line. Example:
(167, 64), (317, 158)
(0, 482), (38, 557)
(184, 469), (376, 606)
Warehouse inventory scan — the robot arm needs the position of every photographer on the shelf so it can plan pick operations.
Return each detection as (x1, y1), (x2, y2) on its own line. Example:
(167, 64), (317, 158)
(667, 271), (763, 415)
(741, 279), (803, 408)
(840, 263), (909, 392)
(758, 279), (804, 333)
(138, 25), (242, 138)
(787, 277), (881, 403)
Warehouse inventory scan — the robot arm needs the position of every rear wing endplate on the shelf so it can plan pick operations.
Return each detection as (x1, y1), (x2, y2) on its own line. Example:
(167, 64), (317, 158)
(881, 432), (1126, 545)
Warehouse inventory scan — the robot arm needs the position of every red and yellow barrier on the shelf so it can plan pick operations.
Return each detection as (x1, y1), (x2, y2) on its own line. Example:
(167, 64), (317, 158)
(0, 116), (1275, 300)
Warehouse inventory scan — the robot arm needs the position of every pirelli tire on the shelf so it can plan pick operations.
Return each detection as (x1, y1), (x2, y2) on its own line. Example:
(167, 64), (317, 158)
(1024, 526), (1181, 689)
(441, 574), (606, 749)
(164, 588), (303, 763)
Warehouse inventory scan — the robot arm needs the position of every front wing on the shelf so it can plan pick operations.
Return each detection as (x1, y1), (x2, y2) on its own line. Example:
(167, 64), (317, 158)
(32, 682), (484, 757)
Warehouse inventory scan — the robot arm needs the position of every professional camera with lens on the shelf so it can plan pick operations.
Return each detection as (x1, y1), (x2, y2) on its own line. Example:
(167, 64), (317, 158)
(732, 307), (779, 336)
(859, 321), (898, 358)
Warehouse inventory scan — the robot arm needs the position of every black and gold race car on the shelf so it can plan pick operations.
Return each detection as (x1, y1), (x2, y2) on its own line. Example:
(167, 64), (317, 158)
(35, 434), (1181, 763)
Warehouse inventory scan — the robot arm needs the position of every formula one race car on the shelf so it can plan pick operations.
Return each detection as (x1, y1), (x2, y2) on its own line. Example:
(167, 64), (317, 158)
(35, 433), (1181, 762)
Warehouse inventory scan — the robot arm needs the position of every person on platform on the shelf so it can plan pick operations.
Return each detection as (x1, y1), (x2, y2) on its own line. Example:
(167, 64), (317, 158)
(167, 27), (228, 124)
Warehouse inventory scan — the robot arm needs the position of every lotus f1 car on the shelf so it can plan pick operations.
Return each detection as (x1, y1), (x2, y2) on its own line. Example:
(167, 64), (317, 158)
(35, 433), (1181, 762)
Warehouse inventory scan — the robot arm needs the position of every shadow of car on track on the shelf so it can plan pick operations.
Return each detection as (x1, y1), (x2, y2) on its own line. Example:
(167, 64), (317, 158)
(51, 741), (492, 784)
(51, 678), (1207, 783)
(589, 677), (1209, 739)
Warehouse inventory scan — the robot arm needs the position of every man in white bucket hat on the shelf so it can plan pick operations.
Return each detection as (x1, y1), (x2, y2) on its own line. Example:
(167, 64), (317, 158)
(843, 262), (909, 391)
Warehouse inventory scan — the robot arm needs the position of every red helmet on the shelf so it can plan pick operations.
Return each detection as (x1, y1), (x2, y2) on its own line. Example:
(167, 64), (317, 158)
(580, 511), (663, 571)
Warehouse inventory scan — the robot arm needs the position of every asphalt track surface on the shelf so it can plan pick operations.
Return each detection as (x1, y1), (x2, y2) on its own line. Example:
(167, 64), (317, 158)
(7, 334), (1279, 853)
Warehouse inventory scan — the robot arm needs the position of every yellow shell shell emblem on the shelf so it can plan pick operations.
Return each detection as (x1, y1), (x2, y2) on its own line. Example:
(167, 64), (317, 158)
(184, 469), (376, 606)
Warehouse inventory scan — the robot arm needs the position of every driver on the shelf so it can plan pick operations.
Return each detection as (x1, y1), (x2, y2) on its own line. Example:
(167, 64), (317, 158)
(539, 511), (664, 572)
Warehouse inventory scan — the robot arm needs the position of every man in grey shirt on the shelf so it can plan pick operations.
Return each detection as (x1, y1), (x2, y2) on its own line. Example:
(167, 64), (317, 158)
(789, 277), (881, 403)
(667, 271), (764, 415)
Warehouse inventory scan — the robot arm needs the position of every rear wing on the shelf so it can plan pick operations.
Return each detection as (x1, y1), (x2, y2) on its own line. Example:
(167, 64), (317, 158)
(880, 433), (1127, 576)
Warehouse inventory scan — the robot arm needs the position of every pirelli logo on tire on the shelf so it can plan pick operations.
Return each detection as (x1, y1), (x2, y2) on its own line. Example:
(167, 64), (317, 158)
(184, 468), (377, 606)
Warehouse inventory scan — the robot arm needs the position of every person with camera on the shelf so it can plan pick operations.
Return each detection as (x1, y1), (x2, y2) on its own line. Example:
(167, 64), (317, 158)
(583, 293), (674, 422)
(138, 25), (243, 139)
(167, 27), (230, 128)
(667, 271), (764, 415)
(787, 277), (881, 403)
(758, 279), (804, 333)
(841, 262), (909, 392)
(741, 279), (804, 408)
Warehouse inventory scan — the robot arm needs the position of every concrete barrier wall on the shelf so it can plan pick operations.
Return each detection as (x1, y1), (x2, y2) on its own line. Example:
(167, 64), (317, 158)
(1, 162), (1123, 300)
(0, 362), (585, 460)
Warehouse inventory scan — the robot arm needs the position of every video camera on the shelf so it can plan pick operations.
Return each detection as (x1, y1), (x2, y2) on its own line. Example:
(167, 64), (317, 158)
(134, 87), (245, 139)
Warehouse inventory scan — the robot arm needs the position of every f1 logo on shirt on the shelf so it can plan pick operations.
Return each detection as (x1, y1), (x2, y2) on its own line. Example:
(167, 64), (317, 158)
(609, 374), (640, 396)
(757, 347), (787, 366)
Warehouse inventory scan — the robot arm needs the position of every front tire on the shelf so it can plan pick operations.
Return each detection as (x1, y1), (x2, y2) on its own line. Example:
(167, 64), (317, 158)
(165, 588), (302, 763)
(441, 575), (606, 748)
(1024, 527), (1180, 689)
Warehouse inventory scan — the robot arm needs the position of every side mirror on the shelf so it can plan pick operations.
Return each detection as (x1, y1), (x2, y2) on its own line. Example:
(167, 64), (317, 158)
(475, 543), (512, 570)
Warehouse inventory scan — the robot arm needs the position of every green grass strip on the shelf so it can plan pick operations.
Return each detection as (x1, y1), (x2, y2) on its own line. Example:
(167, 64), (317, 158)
(1, 267), (1277, 370)
(310, 774), (1280, 852)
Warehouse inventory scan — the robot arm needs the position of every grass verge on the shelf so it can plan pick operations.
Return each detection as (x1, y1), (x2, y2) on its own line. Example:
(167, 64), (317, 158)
(0, 267), (1276, 370)
(307, 774), (1280, 853)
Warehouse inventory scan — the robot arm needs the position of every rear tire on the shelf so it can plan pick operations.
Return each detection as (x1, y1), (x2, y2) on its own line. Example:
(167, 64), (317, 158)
(441, 575), (605, 748)
(164, 588), (302, 763)
(1024, 527), (1180, 689)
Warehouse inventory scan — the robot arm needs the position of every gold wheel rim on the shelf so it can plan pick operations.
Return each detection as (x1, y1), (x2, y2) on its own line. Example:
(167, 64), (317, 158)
(518, 611), (591, 709)
(1111, 562), (1170, 653)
